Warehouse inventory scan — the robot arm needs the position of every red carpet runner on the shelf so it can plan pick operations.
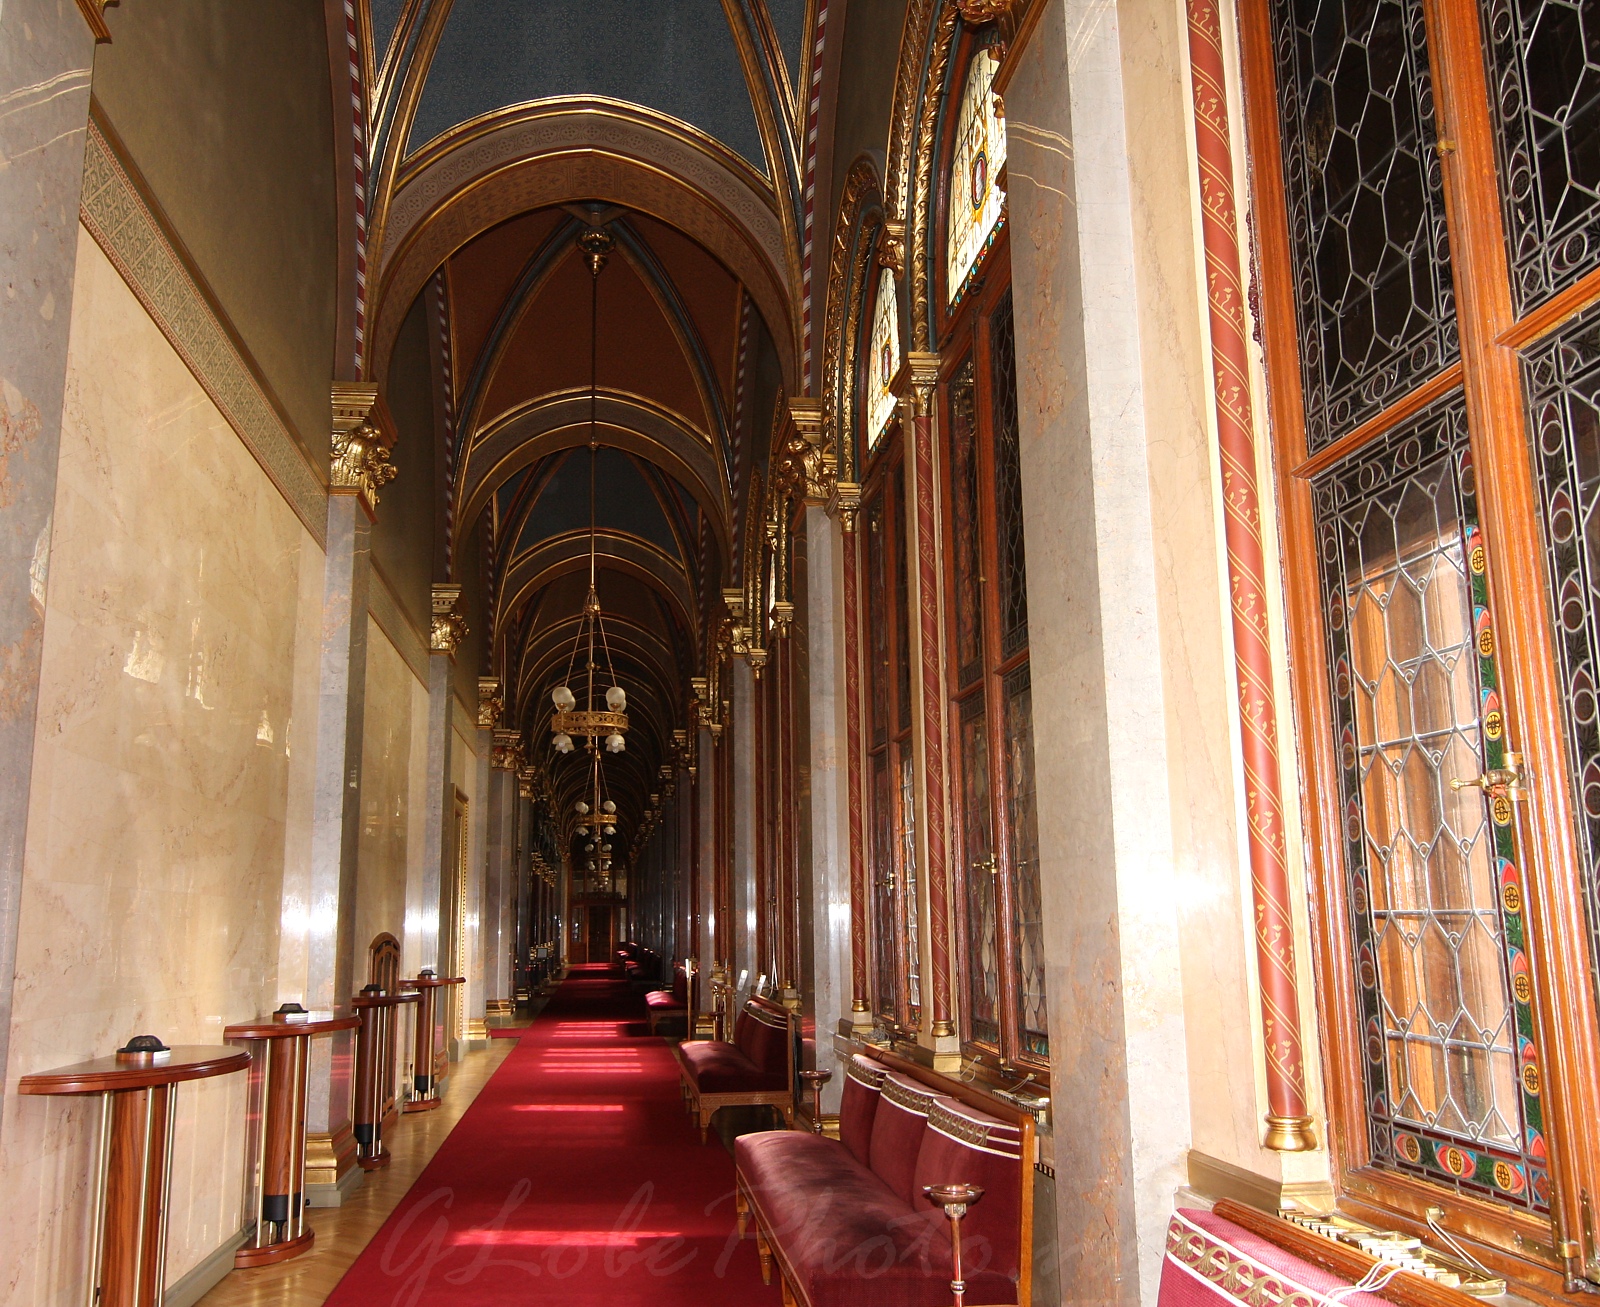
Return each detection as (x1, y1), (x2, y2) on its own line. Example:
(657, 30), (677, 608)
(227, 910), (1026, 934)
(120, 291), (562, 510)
(326, 965), (777, 1306)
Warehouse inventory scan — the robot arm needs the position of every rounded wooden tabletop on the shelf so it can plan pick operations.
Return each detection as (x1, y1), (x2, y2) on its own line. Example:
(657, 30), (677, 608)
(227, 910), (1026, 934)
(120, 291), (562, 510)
(19, 1046), (252, 1095)
(224, 1012), (361, 1040)
(400, 976), (465, 988)
(352, 990), (422, 1008)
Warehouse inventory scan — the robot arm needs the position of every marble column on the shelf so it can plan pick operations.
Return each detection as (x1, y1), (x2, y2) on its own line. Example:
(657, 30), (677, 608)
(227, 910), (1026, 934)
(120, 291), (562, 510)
(1005, 2), (1192, 1301)
(697, 725), (718, 1001)
(420, 586), (464, 975)
(805, 505), (853, 1112)
(302, 386), (396, 1204)
(0, 0), (94, 1119)
(730, 659), (757, 990)
(485, 732), (519, 1009)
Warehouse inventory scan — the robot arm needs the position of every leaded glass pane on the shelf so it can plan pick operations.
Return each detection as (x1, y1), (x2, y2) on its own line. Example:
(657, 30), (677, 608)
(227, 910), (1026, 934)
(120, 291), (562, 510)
(1525, 303), (1600, 1047)
(894, 463), (913, 730)
(946, 44), (1007, 310)
(899, 751), (922, 1014)
(991, 294), (1028, 659)
(1003, 663), (1048, 1059)
(868, 265), (901, 450)
(959, 693), (1000, 1047)
(866, 492), (889, 747)
(870, 750), (899, 1021)
(1483, 0), (1600, 312)
(1315, 392), (1548, 1209)
(949, 360), (983, 688)
(1271, 0), (1458, 449)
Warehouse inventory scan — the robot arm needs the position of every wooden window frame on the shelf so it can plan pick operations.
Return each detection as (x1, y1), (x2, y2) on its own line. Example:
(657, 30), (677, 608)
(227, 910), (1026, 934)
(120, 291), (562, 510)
(1240, 0), (1600, 1291)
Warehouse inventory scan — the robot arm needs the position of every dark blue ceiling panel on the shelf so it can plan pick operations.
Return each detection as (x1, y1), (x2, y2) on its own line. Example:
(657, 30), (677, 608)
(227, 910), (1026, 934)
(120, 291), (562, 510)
(516, 448), (683, 561)
(370, 0), (407, 69)
(768, 0), (806, 92)
(407, 0), (766, 170)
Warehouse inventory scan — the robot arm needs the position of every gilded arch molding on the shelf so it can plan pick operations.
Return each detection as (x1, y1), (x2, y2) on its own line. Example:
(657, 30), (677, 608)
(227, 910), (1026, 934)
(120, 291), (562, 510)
(821, 157), (886, 486)
(368, 100), (797, 390)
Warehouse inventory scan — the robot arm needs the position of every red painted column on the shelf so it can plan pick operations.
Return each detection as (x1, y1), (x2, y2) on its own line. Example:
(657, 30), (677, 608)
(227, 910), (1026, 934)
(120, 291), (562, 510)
(910, 366), (954, 1040)
(1186, 0), (1316, 1150)
(842, 517), (871, 1021)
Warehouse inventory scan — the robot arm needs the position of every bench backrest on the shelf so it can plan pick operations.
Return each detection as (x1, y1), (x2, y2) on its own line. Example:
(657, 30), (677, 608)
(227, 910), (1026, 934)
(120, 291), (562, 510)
(671, 966), (688, 1005)
(732, 995), (797, 1082)
(862, 1047), (1036, 1307)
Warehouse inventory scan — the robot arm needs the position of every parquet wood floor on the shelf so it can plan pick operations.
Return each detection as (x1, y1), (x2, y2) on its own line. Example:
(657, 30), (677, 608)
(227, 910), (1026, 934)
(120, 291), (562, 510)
(195, 1040), (515, 1307)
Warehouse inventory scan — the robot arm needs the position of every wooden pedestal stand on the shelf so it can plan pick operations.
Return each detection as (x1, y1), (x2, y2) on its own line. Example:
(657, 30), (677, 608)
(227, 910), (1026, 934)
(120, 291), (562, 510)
(400, 973), (463, 1113)
(351, 986), (419, 1169)
(224, 1007), (360, 1267)
(19, 1037), (249, 1307)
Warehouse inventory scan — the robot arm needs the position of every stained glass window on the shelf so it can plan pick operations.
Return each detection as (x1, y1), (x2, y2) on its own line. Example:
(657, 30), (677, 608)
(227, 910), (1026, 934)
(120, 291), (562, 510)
(959, 693), (1000, 1048)
(870, 751), (899, 1020)
(1270, 0), (1458, 449)
(1525, 303), (1600, 1038)
(1004, 665), (1047, 1058)
(1482, 0), (1600, 312)
(893, 463), (913, 729)
(1315, 393), (1548, 1209)
(990, 295), (1028, 659)
(866, 494), (889, 747)
(867, 266), (901, 451)
(946, 44), (1007, 310)
(899, 752), (921, 1014)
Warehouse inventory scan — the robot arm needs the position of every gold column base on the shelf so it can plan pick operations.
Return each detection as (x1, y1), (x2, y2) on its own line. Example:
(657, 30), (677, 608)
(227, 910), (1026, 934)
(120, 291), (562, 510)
(466, 1017), (489, 1040)
(485, 998), (513, 1015)
(306, 1122), (357, 1189)
(1262, 1113), (1318, 1152)
(931, 1020), (955, 1038)
(850, 1000), (874, 1033)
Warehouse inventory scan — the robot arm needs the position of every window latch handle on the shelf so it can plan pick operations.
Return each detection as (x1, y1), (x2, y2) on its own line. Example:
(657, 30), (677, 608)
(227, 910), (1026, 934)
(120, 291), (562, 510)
(1451, 751), (1527, 801)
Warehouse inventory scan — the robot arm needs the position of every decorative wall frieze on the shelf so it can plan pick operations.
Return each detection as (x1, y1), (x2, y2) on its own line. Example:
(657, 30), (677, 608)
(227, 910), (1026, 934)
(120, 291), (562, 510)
(330, 383), (398, 515)
(79, 119), (327, 544)
(430, 584), (467, 655)
(478, 677), (503, 730)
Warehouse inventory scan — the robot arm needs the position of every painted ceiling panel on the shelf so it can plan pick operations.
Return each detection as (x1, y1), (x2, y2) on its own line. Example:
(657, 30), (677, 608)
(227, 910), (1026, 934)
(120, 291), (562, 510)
(627, 215), (740, 414)
(482, 244), (709, 436)
(370, 0), (407, 69)
(448, 210), (567, 383)
(768, 0), (807, 92)
(514, 448), (682, 561)
(407, 0), (766, 169)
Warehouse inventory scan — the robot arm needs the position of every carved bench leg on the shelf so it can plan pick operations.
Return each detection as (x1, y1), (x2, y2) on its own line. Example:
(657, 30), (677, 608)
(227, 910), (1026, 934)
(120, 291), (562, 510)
(735, 1185), (750, 1238)
(699, 1105), (713, 1144)
(780, 1270), (798, 1306)
(755, 1227), (773, 1285)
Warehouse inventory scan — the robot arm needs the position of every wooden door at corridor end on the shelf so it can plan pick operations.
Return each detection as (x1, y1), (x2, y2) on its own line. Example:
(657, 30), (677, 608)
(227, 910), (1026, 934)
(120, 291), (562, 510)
(583, 904), (615, 964)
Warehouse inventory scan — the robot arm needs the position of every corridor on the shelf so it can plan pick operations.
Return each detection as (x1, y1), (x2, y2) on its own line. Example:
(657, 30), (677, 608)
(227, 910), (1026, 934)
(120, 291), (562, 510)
(312, 967), (771, 1305)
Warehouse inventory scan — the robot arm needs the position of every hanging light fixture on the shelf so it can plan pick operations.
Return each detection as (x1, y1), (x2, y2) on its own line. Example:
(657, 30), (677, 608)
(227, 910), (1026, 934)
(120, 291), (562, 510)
(550, 226), (629, 761)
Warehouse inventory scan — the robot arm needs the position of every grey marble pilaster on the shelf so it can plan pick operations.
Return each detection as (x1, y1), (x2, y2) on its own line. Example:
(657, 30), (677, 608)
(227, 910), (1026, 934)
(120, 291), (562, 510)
(804, 506), (851, 1112)
(0, 0), (94, 1120)
(484, 765), (514, 1005)
(729, 660), (756, 990)
(696, 728), (717, 999)
(1005, 1), (1192, 1301)
(419, 652), (453, 972)
(302, 492), (372, 1148)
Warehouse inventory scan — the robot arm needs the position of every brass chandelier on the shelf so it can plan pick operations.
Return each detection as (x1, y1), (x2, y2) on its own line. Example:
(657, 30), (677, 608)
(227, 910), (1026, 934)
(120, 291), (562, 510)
(550, 226), (629, 761)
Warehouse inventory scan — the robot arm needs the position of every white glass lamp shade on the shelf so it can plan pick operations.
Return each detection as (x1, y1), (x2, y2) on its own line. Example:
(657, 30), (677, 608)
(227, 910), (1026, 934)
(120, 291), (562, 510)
(553, 732), (574, 753)
(606, 685), (626, 710)
(602, 824), (616, 836)
(601, 800), (616, 814)
(574, 801), (590, 815)
(605, 733), (625, 753)
(576, 824), (589, 836)
(552, 685), (576, 711)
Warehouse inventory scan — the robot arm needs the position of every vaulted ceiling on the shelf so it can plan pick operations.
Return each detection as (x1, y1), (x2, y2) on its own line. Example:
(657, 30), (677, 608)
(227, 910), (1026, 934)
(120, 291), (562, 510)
(357, 0), (809, 860)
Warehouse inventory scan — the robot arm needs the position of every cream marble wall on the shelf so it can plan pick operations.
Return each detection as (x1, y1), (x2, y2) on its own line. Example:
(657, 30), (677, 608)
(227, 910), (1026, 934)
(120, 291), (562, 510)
(0, 228), (324, 1303)
(355, 620), (420, 978)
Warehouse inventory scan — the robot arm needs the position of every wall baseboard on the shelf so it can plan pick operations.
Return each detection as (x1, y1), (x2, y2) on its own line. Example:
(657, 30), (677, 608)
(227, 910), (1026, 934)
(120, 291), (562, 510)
(306, 1158), (365, 1209)
(165, 1227), (248, 1307)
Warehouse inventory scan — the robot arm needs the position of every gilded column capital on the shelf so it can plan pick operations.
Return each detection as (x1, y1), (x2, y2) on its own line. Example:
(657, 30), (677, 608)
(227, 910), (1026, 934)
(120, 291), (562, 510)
(491, 729), (525, 772)
(832, 480), (862, 534)
(477, 677), (503, 729)
(782, 397), (837, 506)
(906, 351), (941, 417)
(330, 383), (398, 516)
(430, 584), (467, 655)
(957, 0), (1015, 20)
(878, 221), (906, 276)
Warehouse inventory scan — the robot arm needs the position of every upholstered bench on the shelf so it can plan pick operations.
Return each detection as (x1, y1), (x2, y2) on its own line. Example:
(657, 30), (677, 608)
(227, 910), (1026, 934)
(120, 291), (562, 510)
(734, 1048), (1036, 1307)
(674, 994), (797, 1142)
(645, 965), (689, 1034)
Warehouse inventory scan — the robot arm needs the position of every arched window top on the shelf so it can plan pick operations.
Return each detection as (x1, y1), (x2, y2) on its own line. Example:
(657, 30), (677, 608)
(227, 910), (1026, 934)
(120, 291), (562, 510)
(866, 265), (901, 453)
(945, 43), (1007, 311)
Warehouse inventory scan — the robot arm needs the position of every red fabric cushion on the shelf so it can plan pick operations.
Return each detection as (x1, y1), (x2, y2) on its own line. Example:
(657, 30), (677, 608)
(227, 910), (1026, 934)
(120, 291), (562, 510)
(1161, 1209), (1395, 1307)
(645, 989), (685, 1011)
(679, 1040), (785, 1093)
(868, 1072), (942, 1204)
(910, 1098), (1026, 1286)
(736, 1130), (1014, 1307)
(839, 1054), (886, 1166)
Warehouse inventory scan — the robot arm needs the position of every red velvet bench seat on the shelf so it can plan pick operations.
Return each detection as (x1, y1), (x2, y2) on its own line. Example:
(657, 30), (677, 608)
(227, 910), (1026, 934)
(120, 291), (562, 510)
(645, 965), (689, 1034)
(674, 994), (798, 1141)
(734, 1048), (1036, 1307)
